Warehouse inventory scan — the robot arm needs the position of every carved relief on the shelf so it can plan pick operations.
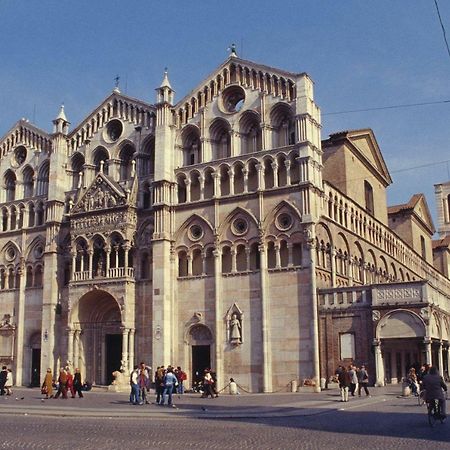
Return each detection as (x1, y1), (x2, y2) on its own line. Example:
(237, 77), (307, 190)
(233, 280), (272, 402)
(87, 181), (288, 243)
(376, 287), (421, 302)
(372, 310), (381, 322)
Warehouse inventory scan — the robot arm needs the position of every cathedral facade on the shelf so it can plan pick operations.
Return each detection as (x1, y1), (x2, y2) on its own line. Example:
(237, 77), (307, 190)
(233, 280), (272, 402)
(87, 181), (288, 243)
(0, 54), (449, 391)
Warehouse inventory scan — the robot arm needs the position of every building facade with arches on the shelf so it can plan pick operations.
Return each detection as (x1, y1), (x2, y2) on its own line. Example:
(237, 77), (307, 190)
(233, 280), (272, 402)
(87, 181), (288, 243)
(0, 54), (449, 391)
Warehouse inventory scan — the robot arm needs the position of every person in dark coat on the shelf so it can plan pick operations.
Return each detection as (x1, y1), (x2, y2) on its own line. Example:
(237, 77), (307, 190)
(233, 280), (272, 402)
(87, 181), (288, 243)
(72, 368), (84, 398)
(0, 366), (7, 396)
(422, 366), (447, 418)
(338, 366), (351, 402)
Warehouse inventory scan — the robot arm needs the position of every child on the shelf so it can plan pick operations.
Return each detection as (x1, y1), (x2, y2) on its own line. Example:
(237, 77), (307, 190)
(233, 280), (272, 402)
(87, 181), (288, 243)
(5, 369), (13, 396)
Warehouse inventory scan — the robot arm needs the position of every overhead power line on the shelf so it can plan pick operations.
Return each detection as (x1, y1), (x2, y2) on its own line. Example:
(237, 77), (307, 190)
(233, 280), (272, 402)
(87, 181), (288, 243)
(433, 0), (450, 59)
(323, 99), (450, 116)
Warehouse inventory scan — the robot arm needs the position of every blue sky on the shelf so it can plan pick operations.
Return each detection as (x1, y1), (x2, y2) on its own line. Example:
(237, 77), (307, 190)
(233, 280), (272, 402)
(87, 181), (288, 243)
(1, 1), (449, 225)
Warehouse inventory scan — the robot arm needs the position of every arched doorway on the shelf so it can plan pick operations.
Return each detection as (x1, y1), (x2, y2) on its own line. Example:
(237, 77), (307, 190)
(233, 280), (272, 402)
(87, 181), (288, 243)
(189, 324), (213, 388)
(376, 310), (425, 384)
(71, 290), (123, 385)
(29, 332), (41, 387)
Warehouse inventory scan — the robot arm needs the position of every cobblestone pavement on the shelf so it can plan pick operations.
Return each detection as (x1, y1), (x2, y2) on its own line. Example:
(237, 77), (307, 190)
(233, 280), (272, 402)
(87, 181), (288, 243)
(0, 387), (448, 449)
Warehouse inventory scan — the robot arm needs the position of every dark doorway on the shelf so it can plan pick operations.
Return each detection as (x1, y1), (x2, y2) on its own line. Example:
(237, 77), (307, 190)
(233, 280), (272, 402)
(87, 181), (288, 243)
(31, 348), (41, 387)
(105, 334), (122, 385)
(192, 345), (210, 387)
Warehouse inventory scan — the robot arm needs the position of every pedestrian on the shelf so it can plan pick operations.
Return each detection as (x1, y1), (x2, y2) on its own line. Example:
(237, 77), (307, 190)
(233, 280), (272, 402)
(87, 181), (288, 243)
(211, 371), (219, 397)
(73, 368), (84, 398)
(129, 366), (141, 405)
(155, 366), (165, 404)
(0, 366), (7, 396)
(138, 362), (150, 404)
(176, 366), (187, 394)
(202, 369), (215, 398)
(229, 378), (240, 395)
(357, 365), (370, 396)
(422, 366), (447, 418)
(406, 367), (419, 396)
(42, 368), (54, 399)
(160, 367), (177, 407)
(338, 366), (351, 402)
(4, 369), (13, 396)
(66, 367), (75, 398)
(348, 365), (358, 396)
(54, 368), (68, 399)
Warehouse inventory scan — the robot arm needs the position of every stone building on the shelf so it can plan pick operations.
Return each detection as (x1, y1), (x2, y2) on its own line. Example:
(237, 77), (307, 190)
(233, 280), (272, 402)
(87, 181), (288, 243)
(0, 52), (449, 391)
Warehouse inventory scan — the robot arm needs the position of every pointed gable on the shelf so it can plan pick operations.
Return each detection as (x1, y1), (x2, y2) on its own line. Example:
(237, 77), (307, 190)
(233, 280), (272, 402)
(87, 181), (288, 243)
(0, 119), (52, 161)
(388, 193), (435, 235)
(71, 172), (127, 214)
(325, 129), (392, 187)
(67, 91), (156, 155)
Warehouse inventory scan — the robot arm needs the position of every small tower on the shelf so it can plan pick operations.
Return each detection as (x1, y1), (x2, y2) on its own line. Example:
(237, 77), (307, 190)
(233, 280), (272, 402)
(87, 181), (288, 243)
(52, 105), (70, 134)
(156, 68), (174, 105)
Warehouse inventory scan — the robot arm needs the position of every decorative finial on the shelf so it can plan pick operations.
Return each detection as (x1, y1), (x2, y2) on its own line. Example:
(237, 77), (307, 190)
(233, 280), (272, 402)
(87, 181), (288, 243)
(113, 75), (121, 93)
(228, 43), (237, 57)
(160, 68), (172, 89)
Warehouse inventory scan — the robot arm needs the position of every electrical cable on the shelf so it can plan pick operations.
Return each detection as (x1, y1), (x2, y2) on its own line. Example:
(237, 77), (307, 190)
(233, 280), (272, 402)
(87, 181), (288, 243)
(433, 0), (450, 59)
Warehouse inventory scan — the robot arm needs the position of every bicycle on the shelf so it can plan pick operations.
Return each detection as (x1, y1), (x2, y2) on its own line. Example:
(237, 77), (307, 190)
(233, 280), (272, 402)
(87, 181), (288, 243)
(427, 398), (446, 427)
(418, 389), (426, 406)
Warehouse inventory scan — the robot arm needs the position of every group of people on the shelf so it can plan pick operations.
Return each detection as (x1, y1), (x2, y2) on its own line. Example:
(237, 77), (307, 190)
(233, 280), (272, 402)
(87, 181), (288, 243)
(0, 366), (13, 396)
(129, 363), (188, 407)
(41, 367), (84, 399)
(335, 364), (370, 402)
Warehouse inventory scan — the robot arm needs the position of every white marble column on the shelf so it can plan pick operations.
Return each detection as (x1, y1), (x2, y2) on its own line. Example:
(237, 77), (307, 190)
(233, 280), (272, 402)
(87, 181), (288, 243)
(121, 327), (129, 372)
(213, 247), (223, 390)
(438, 341), (444, 376)
(373, 339), (385, 386)
(67, 328), (74, 368)
(73, 330), (80, 369)
(424, 337), (432, 365)
(128, 329), (135, 374)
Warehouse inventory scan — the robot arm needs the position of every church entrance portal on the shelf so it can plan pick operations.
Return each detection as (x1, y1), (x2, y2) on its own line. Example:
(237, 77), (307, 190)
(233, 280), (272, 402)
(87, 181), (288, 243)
(105, 334), (122, 385)
(71, 290), (123, 385)
(189, 324), (213, 388)
(31, 348), (41, 387)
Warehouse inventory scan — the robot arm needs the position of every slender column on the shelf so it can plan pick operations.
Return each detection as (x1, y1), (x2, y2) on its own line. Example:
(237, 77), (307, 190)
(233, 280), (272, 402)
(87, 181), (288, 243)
(15, 258), (26, 385)
(67, 328), (74, 368)
(79, 251), (85, 272)
(123, 242), (131, 270)
(438, 341), (444, 375)
(187, 254), (193, 276)
(73, 330), (80, 369)
(285, 160), (291, 185)
(201, 251), (207, 275)
(212, 172), (220, 198)
(330, 248), (337, 287)
(274, 244), (281, 269)
(105, 246), (111, 274)
(271, 162), (279, 187)
(228, 169), (234, 195)
(259, 242), (272, 392)
(88, 250), (94, 278)
(390, 351), (397, 383)
(128, 329), (135, 374)
(256, 163), (264, 191)
(373, 339), (385, 386)
(71, 248), (77, 279)
(424, 337), (432, 365)
(287, 243), (293, 267)
(184, 179), (191, 203)
(242, 168), (249, 193)
(121, 327), (129, 372)
(114, 245), (119, 268)
(213, 247), (223, 390)
(231, 248), (237, 273)
(199, 175), (205, 200)
(245, 248), (251, 271)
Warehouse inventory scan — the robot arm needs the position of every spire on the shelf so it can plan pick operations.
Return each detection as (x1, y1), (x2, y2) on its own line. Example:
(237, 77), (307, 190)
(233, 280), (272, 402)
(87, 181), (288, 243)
(228, 43), (237, 58)
(160, 67), (172, 89)
(113, 75), (121, 93)
(52, 104), (70, 134)
(156, 67), (175, 105)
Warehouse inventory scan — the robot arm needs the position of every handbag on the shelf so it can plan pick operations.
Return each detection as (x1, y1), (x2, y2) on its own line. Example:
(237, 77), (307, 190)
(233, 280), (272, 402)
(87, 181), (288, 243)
(41, 385), (48, 395)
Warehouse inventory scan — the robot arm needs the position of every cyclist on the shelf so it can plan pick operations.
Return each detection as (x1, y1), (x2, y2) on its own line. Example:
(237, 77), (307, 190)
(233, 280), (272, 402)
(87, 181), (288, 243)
(422, 366), (447, 419)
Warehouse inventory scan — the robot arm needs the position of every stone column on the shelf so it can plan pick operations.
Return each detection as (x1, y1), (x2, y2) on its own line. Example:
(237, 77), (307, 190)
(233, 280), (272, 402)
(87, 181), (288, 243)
(390, 351), (397, 383)
(287, 243), (293, 267)
(187, 254), (193, 276)
(373, 339), (385, 386)
(271, 162), (278, 188)
(71, 248), (77, 279)
(73, 330), (80, 369)
(128, 329), (135, 374)
(88, 250), (94, 279)
(199, 175), (205, 200)
(213, 247), (223, 390)
(121, 327), (129, 373)
(259, 242), (272, 392)
(256, 163), (264, 191)
(228, 168), (234, 196)
(123, 242), (131, 270)
(242, 168), (249, 193)
(67, 328), (74, 368)
(212, 172), (220, 198)
(105, 246), (111, 275)
(424, 337), (432, 365)
(231, 248), (237, 273)
(438, 341), (444, 375)
(184, 179), (191, 203)
(330, 248), (336, 288)
(274, 244), (281, 269)
(285, 160), (291, 185)
(14, 258), (26, 385)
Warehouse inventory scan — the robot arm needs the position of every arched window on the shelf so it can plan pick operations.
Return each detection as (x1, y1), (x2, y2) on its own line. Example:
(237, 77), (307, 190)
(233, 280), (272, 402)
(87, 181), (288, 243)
(364, 180), (374, 215)
(221, 246), (232, 273)
(236, 244), (247, 271)
(177, 175), (187, 204)
(4, 170), (16, 202)
(93, 147), (109, 175)
(192, 249), (203, 275)
(23, 166), (35, 198)
(26, 266), (33, 288)
(210, 119), (231, 160)
(267, 242), (276, 269)
(71, 153), (85, 190)
(249, 243), (260, 270)
(239, 112), (261, 154)
(178, 250), (188, 277)
(36, 162), (49, 196)
(182, 127), (201, 166)
(34, 265), (43, 287)
(270, 104), (295, 148)
(138, 136), (155, 178)
(420, 236), (426, 259)
(119, 143), (135, 180)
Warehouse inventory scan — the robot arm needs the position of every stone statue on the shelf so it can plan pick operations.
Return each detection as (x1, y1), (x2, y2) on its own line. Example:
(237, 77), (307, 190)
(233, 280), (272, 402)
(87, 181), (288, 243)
(229, 313), (241, 344)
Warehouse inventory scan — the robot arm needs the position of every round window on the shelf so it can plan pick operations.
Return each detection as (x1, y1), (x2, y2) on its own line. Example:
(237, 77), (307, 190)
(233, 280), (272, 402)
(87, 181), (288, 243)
(221, 85), (245, 114)
(189, 224), (204, 241)
(276, 213), (293, 231)
(34, 245), (44, 259)
(105, 119), (123, 142)
(5, 247), (16, 262)
(232, 218), (248, 236)
(13, 146), (27, 167)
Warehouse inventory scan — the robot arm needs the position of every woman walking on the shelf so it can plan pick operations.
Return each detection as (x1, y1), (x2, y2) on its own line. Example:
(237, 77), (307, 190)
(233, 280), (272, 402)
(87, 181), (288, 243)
(42, 368), (54, 399)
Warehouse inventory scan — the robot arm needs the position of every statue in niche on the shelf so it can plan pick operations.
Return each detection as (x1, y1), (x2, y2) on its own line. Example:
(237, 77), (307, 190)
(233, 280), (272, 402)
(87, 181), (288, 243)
(229, 313), (242, 345)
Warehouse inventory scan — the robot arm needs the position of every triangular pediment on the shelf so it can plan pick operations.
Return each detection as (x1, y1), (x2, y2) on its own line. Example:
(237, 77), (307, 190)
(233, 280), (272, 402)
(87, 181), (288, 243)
(71, 172), (127, 214)
(346, 129), (392, 187)
(0, 119), (52, 162)
(175, 56), (300, 114)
